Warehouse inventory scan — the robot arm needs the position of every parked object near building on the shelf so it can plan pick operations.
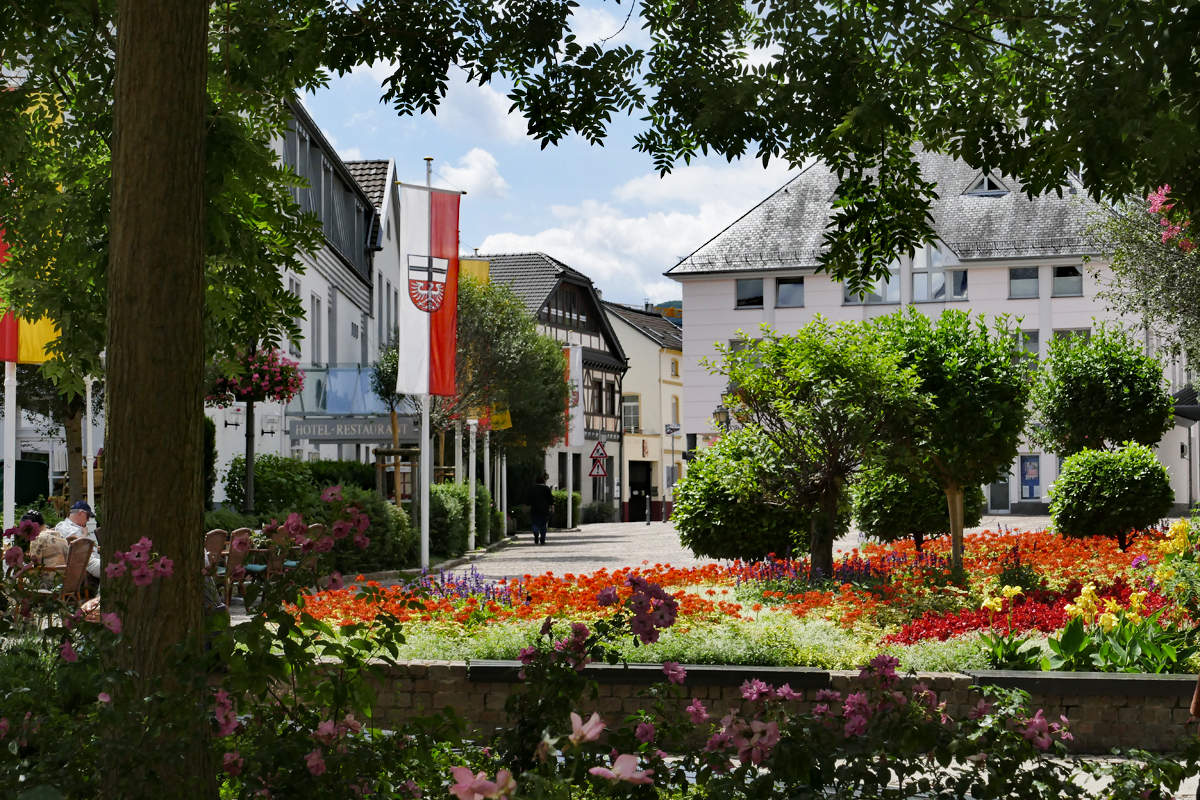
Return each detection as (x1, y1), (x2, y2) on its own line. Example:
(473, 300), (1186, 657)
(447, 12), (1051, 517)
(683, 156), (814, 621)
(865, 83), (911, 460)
(603, 301), (684, 522)
(667, 150), (1198, 514)
(481, 253), (628, 515)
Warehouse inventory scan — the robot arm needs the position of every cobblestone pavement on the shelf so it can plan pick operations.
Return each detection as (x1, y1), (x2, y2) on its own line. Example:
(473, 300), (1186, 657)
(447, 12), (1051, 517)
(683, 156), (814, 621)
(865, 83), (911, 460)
(438, 513), (1067, 581)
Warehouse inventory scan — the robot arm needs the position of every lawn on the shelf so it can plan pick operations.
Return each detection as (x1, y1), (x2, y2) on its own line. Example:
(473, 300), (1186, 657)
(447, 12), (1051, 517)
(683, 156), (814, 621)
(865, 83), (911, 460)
(298, 522), (1198, 673)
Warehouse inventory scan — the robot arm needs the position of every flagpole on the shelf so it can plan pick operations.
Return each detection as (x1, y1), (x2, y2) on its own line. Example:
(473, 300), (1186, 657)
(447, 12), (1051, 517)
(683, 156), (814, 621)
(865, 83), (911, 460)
(3, 360), (14, 532)
(419, 156), (434, 570)
(455, 422), (463, 485)
(85, 376), (95, 512)
(468, 418), (477, 549)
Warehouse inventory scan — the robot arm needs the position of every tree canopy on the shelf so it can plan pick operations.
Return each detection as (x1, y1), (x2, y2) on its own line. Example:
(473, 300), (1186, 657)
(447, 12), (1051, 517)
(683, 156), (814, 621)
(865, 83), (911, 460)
(852, 466), (983, 553)
(1031, 324), (1174, 456)
(714, 319), (925, 576)
(878, 310), (1032, 572)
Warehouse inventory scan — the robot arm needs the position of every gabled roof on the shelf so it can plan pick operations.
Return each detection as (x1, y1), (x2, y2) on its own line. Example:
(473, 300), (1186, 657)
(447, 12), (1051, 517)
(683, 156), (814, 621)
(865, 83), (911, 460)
(604, 302), (683, 350)
(344, 160), (390, 209)
(668, 150), (1100, 276)
(478, 252), (592, 315)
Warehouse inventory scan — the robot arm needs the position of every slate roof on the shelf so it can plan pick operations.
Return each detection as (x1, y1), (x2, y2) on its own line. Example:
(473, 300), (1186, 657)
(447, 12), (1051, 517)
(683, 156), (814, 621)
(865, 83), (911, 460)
(604, 302), (683, 350)
(344, 160), (390, 209)
(478, 252), (593, 315)
(668, 150), (1102, 276)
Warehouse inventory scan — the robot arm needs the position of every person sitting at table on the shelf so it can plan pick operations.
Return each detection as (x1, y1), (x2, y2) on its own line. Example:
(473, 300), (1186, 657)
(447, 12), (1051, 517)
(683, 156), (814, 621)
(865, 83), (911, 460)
(55, 501), (101, 580)
(26, 510), (68, 568)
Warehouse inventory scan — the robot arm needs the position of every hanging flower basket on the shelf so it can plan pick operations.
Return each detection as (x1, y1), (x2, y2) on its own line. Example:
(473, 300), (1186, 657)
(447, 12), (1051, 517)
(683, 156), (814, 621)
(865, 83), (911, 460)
(207, 348), (304, 408)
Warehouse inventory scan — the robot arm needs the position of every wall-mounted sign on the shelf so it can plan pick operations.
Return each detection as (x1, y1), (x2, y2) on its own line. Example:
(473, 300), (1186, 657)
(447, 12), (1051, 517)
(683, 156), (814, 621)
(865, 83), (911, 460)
(288, 415), (416, 443)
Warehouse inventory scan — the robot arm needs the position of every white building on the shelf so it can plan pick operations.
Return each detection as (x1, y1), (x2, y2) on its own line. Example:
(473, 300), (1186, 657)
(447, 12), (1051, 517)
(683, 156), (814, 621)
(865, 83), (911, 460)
(210, 103), (414, 504)
(667, 151), (1197, 514)
(603, 302), (685, 521)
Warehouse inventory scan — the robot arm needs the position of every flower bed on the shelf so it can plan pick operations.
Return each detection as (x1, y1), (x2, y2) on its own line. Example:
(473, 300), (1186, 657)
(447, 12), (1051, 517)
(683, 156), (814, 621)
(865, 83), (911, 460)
(299, 525), (1198, 673)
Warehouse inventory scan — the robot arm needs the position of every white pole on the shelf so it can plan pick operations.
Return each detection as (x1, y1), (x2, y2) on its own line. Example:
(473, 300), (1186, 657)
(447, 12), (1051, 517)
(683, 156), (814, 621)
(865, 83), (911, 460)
(85, 376), (95, 512)
(420, 393), (431, 569)
(501, 451), (508, 533)
(483, 431), (490, 507)
(455, 422), (463, 485)
(468, 419), (478, 549)
(566, 446), (573, 530)
(3, 361), (15, 531)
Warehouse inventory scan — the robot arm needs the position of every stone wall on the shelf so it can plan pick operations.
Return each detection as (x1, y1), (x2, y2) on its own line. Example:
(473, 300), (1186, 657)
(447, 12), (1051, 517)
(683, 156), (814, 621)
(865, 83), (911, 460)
(367, 660), (1199, 754)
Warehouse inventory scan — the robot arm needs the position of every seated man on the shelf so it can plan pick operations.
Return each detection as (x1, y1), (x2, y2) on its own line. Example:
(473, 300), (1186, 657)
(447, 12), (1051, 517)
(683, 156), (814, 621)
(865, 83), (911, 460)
(26, 510), (68, 568)
(55, 501), (101, 579)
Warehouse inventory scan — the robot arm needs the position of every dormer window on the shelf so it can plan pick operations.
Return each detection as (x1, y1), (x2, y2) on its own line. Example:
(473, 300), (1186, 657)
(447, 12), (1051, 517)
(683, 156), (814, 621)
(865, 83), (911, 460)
(965, 174), (1009, 197)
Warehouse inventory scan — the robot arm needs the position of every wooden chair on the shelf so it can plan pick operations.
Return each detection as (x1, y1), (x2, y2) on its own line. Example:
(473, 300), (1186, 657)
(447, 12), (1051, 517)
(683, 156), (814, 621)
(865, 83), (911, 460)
(265, 530), (289, 579)
(59, 538), (93, 605)
(223, 528), (254, 606)
(292, 524), (327, 574)
(203, 529), (227, 573)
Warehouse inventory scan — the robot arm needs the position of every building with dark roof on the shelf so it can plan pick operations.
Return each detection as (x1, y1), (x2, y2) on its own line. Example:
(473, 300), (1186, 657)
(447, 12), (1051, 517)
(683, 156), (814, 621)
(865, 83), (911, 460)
(667, 150), (1197, 514)
(482, 252), (629, 513)
(603, 302), (685, 522)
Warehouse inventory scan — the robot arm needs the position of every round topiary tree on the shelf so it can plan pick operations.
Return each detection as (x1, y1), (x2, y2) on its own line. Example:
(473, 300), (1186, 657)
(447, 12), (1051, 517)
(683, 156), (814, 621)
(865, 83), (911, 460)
(853, 468), (984, 553)
(672, 426), (805, 561)
(1050, 443), (1174, 551)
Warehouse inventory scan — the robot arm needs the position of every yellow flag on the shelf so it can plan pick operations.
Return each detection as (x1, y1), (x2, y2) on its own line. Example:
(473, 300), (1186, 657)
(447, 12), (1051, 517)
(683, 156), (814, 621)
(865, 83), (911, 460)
(460, 259), (490, 282)
(19, 316), (55, 364)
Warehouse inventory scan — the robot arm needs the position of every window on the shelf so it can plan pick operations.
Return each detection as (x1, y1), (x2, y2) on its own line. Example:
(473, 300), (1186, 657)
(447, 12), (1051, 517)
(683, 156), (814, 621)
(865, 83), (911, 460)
(622, 395), (641, 432)
(1020, 455), (1041, 499)
(671, 396), (679, 425)
(385, 216), (391, 240)
(776, 277), (805, 308)
(1018, 330), (1039, 358)
(605, 382), (617, 415)
(310, 294), (323, 363)
(966, 174), (1009, 197)
(670, 359), (679, 377)
(844, 265), (900, 305)
(288, 278), (302, 358)
(1052, 265), (1084, 296)
(592, 379), (604, 414)
(735, 279), (764, 308)
(385, 280), (393, 335)
(1009, 267), (1039, 299)
(1054, 328), (1091, 342)
(911, 246), (967, 302)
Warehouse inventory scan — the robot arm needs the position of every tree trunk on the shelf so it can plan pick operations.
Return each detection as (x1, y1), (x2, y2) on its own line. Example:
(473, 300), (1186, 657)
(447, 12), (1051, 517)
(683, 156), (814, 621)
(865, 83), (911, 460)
(945, 485), (965, 573)
(103, 0), (212, 793)
(244, 397), (255, 514)
(1117, 529), (1129, 552)
(809, 492), (838, 579)
(64, 404), (84, 505)
(913, 530), (924, 554)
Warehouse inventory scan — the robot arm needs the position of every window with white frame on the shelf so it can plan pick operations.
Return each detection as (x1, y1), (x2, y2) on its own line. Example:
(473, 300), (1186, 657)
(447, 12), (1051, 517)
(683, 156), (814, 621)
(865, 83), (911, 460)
(735, 279), (764, 308)
(776, 277), (804, 307)
(671, 395), (679, 425)
(288, 277), (303, 358)
(1009, 267), (1039, 299)
(622, 395), (641, 432)
(843, 264), (900, 305)
(1052, 266), (1084, 296)
(310, 293), (323, 364)
(670, 359), (679, 377)
(911, 246), (967, 302)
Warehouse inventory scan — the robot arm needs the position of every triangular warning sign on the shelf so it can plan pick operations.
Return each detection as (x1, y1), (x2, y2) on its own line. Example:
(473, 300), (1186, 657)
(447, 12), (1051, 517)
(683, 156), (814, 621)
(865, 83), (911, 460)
(588, 459), (608, 478)
(589, 442), (607, 460)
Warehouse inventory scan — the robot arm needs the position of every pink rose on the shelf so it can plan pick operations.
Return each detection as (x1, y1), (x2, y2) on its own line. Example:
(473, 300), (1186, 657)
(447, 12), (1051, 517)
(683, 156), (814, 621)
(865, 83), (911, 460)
(224, 751), (243, 776)
(304, 748), (326, 776)
(589, 754), (654, 785)
(59, 640), (78, 662)
(662, 661), (686, 685)
(327, 572), (344, 591)
(569, 711), (605, 744)
(100, 612), (122, 634)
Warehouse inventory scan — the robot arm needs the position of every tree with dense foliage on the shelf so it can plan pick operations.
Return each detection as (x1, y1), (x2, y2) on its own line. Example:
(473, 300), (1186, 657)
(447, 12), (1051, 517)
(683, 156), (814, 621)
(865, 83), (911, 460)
(852, 467), (982, 553)
(1031, 324), (1174, 456)
(714, 320), (925, 576)
(1051, 443), (1174, 551)
(672, 425), (804, 561)
(879, 310), (1032, 573)
(1090, 198), (1200, 366)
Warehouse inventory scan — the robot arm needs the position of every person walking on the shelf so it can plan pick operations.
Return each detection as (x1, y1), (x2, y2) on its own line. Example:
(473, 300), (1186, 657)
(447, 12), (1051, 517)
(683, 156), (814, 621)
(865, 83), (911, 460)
(529, 473), (553, 545)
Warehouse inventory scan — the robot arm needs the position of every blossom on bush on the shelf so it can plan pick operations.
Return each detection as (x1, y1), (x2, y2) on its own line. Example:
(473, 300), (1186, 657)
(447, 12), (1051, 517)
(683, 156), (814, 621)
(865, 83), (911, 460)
(449, 767), (516, 800)
(3, 546), (23, 569)
(589, 754), (654, 785)
(207, 347), (304, 408)
(224, 751), (244, 776)
(686, 699), (709, 724)
(596, 586), (619, 606)
(100, 612), (122, 634)
(662, 661), (686, 684)
(635, 721), (656, 743)
(736, 719), (780, 764)
(569, 711), (604, 744)
(321, 485), (343, 503)
(214, 689), (239, 736)
(304, 748), (327, 776)
(98, 692), (111, 703)
(59, 640), (77, 663)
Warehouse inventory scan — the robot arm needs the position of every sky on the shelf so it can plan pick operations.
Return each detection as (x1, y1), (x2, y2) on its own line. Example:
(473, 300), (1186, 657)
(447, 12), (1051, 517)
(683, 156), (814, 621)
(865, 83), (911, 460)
(300, 5), (798, 306)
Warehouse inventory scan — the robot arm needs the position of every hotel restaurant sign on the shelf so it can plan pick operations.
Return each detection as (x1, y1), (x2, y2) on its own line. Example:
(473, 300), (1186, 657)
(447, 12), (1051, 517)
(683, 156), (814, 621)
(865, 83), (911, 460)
(288, 415), (416, 443)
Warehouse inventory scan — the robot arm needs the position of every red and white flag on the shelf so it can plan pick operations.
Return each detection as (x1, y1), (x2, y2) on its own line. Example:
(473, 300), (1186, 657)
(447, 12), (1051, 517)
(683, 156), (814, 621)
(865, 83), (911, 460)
(397, 185), (461, 396)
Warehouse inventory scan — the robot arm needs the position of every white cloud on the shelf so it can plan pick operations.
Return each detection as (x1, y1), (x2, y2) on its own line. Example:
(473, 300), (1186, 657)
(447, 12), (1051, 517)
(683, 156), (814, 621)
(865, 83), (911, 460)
(568, 6), (651, 49)
(339, 147), (363, 161)
(437, 148), (510, 198)
(476, 158), (799, 304)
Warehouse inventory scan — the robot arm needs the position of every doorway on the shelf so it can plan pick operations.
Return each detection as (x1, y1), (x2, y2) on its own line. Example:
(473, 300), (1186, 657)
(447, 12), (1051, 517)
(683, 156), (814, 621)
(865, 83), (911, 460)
(988, 479), (1010, 513)
(628, 461), (652, 522)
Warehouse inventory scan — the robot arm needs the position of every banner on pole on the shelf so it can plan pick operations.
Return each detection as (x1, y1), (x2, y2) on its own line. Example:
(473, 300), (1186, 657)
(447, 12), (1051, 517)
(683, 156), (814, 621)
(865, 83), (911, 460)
(563, 345), (584, 447)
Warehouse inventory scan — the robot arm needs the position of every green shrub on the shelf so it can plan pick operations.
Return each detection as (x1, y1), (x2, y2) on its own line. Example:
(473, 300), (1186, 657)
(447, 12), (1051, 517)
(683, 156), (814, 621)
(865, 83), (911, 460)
(853, 467), (983, 552)
(24, 495), (62, 528)
(309, 459), (377, 493)
(551, 490), (582, 528)
(473, 483), (492, 545)
(223, 454), (312, 512)
(491, 507), (505, 541)
(581, 501), (615, 524)
(430, 483), (468, 557)
(1050, 442), (1174, 550)
(672, 426), (805, 560)
(204, 416), (217, 510)
(296, 484), (415, 573)
(204, 507), (258, 534)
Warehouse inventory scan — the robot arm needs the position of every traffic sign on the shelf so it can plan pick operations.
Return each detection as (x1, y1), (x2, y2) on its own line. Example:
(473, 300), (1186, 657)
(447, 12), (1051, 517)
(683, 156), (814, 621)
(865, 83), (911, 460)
(588, 459), (608, 478)
(589, 442), (608, 459)
(664, 423), (681, 435)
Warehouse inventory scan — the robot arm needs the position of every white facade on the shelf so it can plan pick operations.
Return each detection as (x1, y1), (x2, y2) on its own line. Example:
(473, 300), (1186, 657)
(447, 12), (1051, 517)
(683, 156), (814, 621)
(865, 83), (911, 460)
(670, 155), (1197, 514)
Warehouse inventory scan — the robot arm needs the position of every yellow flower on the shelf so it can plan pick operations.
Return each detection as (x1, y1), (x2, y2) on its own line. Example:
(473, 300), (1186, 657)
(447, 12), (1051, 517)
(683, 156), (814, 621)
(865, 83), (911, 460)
(1098, 612), (1118, 633)
(1064, 603), (1080, 618)
(1001, 585), (1023, 600)
(982, 596), (1004, 613)
(1129, 591), (1147, 614)
(1104, 598), (1121, 614)
(1160, 520), (1192, 555)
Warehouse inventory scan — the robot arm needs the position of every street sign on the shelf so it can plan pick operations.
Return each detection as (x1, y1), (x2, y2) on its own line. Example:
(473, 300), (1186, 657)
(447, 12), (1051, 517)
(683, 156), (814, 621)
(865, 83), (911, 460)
(588, 459), (608, 478)
(589, 442), (607, 459)
(664, 423), (681, 435)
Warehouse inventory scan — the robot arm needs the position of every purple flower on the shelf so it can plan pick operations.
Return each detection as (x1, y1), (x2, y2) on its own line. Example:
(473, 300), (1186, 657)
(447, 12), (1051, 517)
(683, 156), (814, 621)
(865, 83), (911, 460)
(686, 699), (708, 724)
(635, 721), (656, 743)
(814, 689), (841, 704)
(1132, 554), (1149, 569)
(662, 662), (686, 685)
(596, 586), (619, 607)
(776, 684), (802, 701)
(741, 678), (776, 701)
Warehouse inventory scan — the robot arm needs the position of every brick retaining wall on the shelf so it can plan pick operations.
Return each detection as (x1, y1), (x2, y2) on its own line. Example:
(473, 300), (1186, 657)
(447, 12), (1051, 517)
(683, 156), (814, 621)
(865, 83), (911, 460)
(367, 661), (1199, 754)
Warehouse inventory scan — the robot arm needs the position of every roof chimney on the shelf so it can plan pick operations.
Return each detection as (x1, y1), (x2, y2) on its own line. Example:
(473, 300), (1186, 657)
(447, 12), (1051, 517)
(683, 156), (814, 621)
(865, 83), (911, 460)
(644, 299), (654, 313)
